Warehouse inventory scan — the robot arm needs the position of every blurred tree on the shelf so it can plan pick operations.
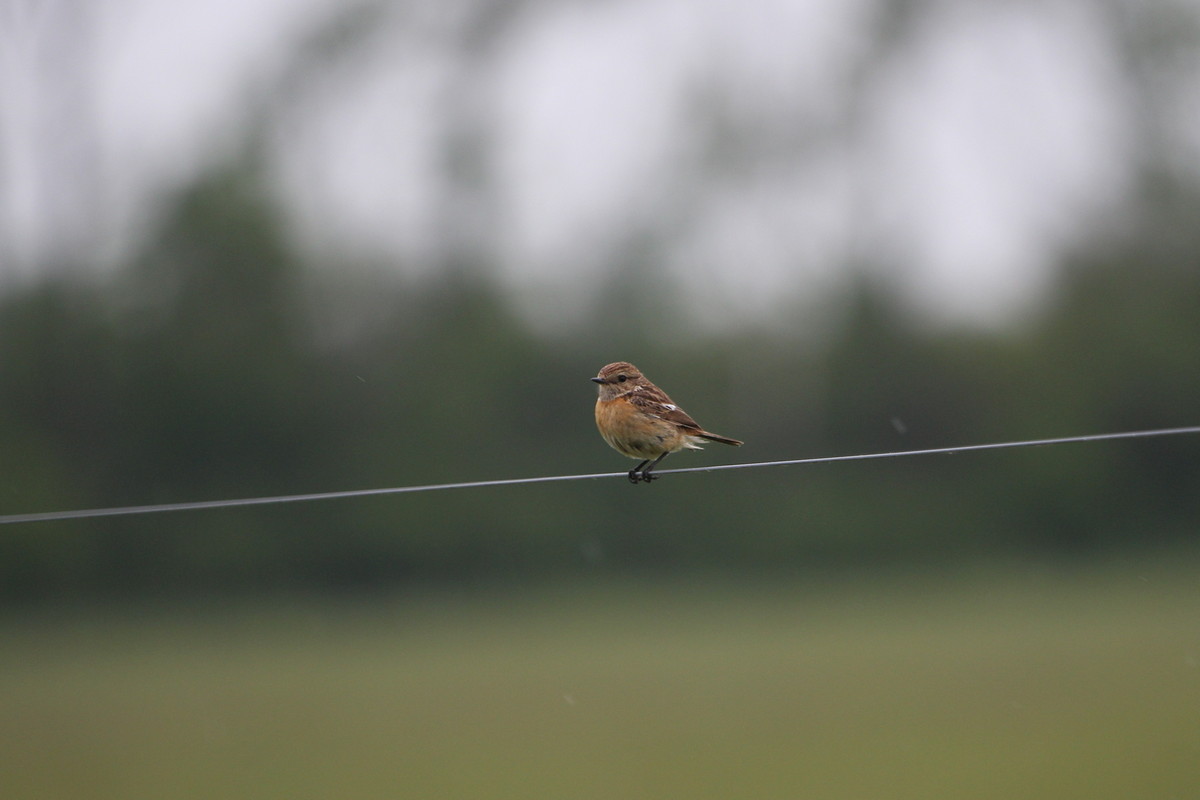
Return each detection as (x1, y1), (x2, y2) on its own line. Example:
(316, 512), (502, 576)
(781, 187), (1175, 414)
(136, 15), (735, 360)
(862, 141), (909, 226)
(2, 160), (1200, 604)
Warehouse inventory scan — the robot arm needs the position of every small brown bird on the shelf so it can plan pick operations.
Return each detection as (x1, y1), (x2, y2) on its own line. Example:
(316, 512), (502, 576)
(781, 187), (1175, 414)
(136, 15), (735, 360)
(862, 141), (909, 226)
(591, 361), (743, 483)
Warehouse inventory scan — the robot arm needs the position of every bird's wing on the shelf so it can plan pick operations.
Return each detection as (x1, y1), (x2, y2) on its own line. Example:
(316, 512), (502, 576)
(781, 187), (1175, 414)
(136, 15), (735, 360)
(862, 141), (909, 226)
(627, 385), (703, 431)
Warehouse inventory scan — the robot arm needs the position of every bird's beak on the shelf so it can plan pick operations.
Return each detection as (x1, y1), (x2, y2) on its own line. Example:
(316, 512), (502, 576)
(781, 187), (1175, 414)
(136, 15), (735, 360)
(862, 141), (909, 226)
(591, 376), (606, 384)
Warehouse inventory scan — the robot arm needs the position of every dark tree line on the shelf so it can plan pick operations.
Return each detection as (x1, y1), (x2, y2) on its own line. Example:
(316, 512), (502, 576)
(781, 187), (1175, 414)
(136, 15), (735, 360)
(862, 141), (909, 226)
(1, 167), (1199, 605)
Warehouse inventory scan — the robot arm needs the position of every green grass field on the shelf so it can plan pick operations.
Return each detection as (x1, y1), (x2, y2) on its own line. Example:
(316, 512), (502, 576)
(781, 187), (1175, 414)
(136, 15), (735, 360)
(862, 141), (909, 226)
(1, 562), (1198, 799)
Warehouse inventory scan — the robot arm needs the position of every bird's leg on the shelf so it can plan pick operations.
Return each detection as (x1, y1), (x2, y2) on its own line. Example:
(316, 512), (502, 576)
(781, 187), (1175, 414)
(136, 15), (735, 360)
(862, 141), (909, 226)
(637, 452), (669, 483)
(628, 460), (650, 484)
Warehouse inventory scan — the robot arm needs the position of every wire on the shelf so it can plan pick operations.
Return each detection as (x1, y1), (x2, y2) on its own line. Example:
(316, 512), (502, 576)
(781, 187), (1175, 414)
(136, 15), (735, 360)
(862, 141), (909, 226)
(1, 425), (1198, 526)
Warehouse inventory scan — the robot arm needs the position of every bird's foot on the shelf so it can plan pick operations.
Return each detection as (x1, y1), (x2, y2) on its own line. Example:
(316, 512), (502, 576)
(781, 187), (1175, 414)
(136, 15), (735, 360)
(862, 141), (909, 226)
(627, 469), (658, 484)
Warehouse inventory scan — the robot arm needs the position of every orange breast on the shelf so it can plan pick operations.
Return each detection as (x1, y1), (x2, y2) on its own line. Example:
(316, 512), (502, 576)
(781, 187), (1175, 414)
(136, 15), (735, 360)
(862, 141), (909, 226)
(595, 398), (683, 458)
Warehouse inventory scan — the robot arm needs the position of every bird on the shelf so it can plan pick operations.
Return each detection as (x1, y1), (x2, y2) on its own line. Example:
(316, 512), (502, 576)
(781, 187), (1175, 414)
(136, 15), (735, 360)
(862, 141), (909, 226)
(591, 361), (742, 483)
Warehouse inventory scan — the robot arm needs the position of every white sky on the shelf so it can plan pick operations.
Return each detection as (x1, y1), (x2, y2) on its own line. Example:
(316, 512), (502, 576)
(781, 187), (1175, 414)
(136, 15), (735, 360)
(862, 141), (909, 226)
(0, 0), (1182, 331)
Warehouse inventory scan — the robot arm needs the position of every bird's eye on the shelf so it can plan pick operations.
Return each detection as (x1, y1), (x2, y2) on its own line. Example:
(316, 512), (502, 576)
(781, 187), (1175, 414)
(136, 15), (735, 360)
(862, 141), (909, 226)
(616, 375), (627, 383)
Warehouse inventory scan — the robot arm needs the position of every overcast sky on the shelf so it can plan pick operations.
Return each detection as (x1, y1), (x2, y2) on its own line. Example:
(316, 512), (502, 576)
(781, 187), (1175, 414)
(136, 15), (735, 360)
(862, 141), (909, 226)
(1, 0), (1194, 330)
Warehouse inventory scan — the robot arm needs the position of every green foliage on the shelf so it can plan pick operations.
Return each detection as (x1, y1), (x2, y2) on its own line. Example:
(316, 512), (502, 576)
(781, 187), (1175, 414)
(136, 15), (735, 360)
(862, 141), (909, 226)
(1, 167), (1199, 603)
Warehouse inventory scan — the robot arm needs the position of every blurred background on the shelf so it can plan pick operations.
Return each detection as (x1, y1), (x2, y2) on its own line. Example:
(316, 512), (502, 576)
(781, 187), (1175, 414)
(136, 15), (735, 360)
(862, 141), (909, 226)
(1, 0), (1199, 797)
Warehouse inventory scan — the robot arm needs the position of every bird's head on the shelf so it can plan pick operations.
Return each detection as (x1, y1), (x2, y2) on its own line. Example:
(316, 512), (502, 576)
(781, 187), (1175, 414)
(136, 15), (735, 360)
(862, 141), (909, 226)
(591, 361), (645, 400)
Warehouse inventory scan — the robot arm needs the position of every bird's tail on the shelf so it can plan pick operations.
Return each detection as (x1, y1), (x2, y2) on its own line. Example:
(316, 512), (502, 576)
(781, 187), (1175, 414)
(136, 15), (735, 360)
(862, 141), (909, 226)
(697, 431), (743, 446)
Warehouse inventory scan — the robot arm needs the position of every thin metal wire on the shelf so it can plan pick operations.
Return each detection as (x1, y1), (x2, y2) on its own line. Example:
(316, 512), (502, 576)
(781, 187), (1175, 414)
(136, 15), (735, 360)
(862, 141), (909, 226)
(1, 425), (1198, 526)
